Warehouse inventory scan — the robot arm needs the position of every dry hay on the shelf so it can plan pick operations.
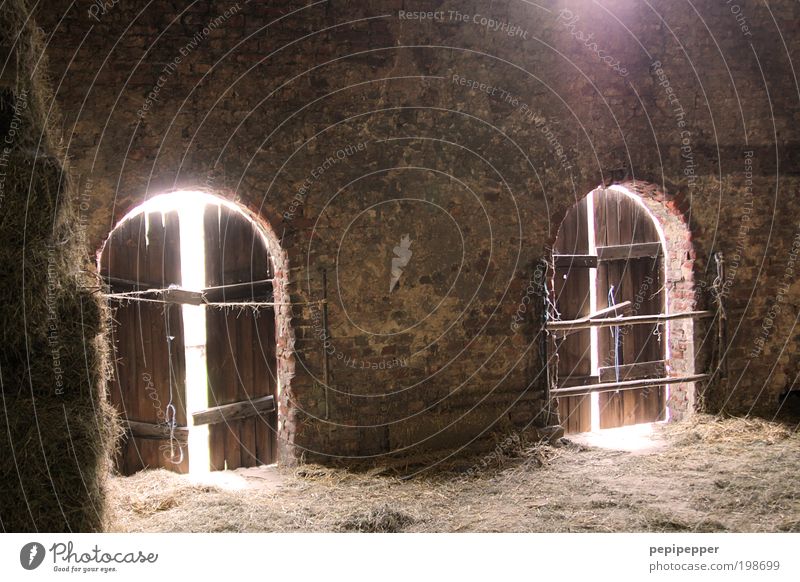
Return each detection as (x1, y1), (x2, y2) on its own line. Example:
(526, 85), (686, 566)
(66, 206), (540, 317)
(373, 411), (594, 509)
(106, 416), (800, 533)
(107, 470), (220, 518)
(0, 1), (117, 532)
(337, 504), (415, 533)
(660, 413), (795, 446)
(308, 428), (560, 481)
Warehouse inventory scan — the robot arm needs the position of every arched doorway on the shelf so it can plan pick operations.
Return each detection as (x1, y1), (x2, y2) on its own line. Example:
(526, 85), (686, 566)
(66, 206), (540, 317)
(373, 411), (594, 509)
(551, 186), (678, 433)
(100, 191), (280, 474)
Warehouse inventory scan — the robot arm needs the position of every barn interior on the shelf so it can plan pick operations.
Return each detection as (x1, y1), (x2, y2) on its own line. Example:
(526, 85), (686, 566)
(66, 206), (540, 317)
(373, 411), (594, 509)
(1, 0), (799, 533)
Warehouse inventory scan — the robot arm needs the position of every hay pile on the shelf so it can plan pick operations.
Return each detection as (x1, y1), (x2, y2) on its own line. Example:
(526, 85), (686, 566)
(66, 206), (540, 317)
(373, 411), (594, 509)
(660, 413), (794, 446)
(106, 470), (221, 519)
(337, 504), (415, 532)
(105, 416), (799, 533)
(0, 1), (118, 532)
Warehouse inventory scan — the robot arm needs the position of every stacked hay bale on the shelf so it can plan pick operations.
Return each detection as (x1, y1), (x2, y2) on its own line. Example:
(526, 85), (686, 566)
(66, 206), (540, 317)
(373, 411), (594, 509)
(0, 1), (118, 531)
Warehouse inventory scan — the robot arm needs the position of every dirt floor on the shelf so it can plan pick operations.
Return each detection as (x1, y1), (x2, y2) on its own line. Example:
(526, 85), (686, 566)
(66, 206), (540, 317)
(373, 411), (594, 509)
(107, 415), (800, 532)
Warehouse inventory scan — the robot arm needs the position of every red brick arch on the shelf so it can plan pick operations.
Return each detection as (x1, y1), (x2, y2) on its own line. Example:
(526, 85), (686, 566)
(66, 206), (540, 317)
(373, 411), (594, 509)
(549, 180), (700, 423)
(609, 182), (700, 420)
(96, 188), (297, 462)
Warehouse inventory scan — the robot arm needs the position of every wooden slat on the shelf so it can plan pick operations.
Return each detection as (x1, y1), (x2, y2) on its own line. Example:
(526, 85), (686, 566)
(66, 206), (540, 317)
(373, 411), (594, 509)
(558, 395), (591, 433)
(163, 288), (205, 305)
(251, 222), (277, 465)
(104, 210), (190, 475)
(552, 374), (710, 397)
(547, 310), (713, 331)
(129, 214), (149, 472)
(549, 301), (632, 332)
(204, 204), (225, 470)
(203, 279), (274, 302)
(162, 211), (188, 472)
(192, 392), (276, 426)
(599, 360), (666, 383)
(596, 195), (665, 429)
(204, 204), (277, 469)
(597, 241), (662, 261)
(126, 420), (188, 443)
(554, 233), (592, 433)
(118, 218), (140, 473)
(143, 211), (176, 470)
(553, 254), (597, 268)
(222, 213), (244, 470)
(554, 196), (589, 254)
(256, 307), (277, 465)
(238, 307), (257, 467)
(105, 287), (205, 306)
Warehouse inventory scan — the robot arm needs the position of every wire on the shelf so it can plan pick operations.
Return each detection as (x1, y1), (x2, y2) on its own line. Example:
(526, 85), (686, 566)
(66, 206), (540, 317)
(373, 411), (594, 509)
(711, 251), (727, 320)
(608, 285), (621, 383)
(163, 303), (183, 466)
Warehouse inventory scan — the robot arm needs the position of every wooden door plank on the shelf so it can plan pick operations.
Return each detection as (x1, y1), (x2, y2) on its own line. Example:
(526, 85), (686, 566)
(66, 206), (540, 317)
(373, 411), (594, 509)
(121, 218), (142, 475)
(223, 313), (242, 470)
(554, 254), (592, 433)
(597, 242), (662, 261)
(222, 214), (246, 470)
(206, 309), (225, 471)
(146, 212), (166, 472)
(141, 211), (166, 471)
(238, 312), (257, 468)
(255, 308), (277, 464)
(554, 196), (589, 254)
(162, 211), (189, 472)
(128, 214), (148, 473)
(191, 394), (275, 426)
(599, 360), (665, 382)
(553, 254), (597, 268)
(202, 203), (279, 468)
(595, 192), (667, 429)
(204, 204), (226, 471)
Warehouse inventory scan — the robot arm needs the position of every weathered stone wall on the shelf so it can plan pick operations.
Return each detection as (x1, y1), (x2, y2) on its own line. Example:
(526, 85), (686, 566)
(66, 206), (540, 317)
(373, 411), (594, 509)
(33, 0), (800, 461)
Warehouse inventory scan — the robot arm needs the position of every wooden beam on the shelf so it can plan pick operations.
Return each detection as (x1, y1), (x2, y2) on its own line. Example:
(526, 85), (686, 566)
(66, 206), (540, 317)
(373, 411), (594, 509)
(597, 242), (662, 261)
(591, 301), (633, 318)
(547, 310), (714, 332)
(553, 254), (597, 269)
(162, 288), (206, 305)
(550, 301), (632, 330)
(192, 394), (275, 426)
(551, 373), (711, 397)
(125, 419), (188, 443)
(599, 360), (666, 383)
(553, 242), (662, 267)
(202, 279), (274, 302)
(104, 285), (205, 306)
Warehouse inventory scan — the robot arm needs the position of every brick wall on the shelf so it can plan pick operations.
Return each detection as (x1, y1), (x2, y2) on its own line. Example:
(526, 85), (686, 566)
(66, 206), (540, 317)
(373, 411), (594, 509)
(33, 0), (800, 461)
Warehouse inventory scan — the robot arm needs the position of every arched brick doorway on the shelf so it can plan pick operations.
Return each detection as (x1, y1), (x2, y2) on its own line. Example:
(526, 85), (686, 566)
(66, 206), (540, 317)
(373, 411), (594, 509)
(551, 184), (698, 433)
(99, 191), (292, 474)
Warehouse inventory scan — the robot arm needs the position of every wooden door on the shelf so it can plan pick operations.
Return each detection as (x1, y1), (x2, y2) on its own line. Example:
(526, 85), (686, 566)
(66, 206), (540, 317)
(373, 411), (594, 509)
(594, 190), (666, 428)
(102, 211), (189, 474)
(553, 188), (667, 433)
(553, 196), (593, 433)
(204, 205), (278, 469)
